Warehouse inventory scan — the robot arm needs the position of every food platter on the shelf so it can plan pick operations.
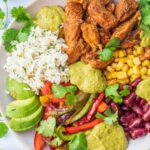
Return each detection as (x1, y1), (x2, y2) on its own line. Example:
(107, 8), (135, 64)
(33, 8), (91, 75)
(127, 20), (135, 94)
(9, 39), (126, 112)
(0, 0), (150, 150)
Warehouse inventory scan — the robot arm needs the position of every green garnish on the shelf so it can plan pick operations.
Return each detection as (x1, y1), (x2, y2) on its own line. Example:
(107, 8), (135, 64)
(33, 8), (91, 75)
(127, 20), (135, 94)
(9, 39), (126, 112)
(36, 117), (56, 137)
(2, 28), (19, 52)
(99, 37), (120, 62)
(105, 84), (130, 103)
(52, 84), (78, 105)
(139, 0), (150, 37)
(96, 107), (118, 125)
(0, 122), (8, 138)
(49, 137), (63, 147)
(68, 133), (88, 150)
(11, 6), (32, 23)
(99, 48), (113, 62)
(0, 8), (5, 29)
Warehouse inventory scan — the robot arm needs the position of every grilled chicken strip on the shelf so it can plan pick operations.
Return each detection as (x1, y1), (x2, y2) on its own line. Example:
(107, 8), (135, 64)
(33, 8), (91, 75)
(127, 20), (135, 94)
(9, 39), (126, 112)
(64, 2), (89, 63)
(115, 0), (138, 23)
(112, 11), (140, 41)
(67, 0), (88, 9)
(81, 22), (100, 51)
(88, 0), (117, 31)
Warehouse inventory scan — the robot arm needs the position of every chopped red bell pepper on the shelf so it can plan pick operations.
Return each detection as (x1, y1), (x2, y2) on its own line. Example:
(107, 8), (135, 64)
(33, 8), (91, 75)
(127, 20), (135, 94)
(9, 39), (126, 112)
(97, 101), (108, 113)
(34, 132), (45, 150)
(65, 118), (103, 134)
(41, 81), (52, 95)
(43, 107), (52, 120)
(61, 82), (70, 86)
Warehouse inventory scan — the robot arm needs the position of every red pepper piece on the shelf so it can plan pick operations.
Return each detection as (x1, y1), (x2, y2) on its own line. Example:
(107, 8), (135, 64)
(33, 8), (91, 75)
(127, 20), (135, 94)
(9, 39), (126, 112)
(61, 82), (70, 86)
(34, 132), (45, 150)
(65, 119), (103, 134)
(41, 81), (52, 95)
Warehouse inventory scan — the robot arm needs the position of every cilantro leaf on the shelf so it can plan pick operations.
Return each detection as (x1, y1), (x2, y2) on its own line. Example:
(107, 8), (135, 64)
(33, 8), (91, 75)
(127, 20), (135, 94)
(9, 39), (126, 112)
(143, 15), (150, 25)
(65, 85), (77, 93)
(95, 112), (105, 120)
(0, 8), (5, 19)
(119, 85), (130, 97)
(66, 93), (78, 105)
(36, 117), (56, 137)
(0, 8), (5, 29)
(11, 6), (32, 23)
(52, 84), (66, 98)
(105, 84), (129, 104)
(99, 48), (113, 62)
(105, 37), (120, 49)
(69, 133), (88, 150)
(2, 28), (19, 52)
(0, 122), (8, 138)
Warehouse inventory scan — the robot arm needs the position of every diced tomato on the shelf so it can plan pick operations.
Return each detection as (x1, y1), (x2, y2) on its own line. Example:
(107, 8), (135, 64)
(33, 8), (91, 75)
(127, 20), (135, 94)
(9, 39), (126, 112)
(41, 81), (52, 95)
(34, 132), (45, 150)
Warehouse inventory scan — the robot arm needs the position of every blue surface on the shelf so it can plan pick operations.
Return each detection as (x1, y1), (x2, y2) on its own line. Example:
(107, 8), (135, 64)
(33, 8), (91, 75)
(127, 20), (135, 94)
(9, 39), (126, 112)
(0, 1), (31, 149)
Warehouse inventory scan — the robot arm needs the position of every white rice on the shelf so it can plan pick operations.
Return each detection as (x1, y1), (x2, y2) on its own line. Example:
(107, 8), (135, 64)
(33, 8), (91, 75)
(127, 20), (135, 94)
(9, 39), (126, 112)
(4, 26), (69, 94)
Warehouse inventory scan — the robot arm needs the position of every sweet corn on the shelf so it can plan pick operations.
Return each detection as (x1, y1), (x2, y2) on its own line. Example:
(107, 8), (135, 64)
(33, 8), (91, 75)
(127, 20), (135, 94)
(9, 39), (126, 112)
(115, 58), (120, 63)
(119, 57), (127, 63)
(113, 51), (119, 58)
(116, 62), (124, 71)
(117, 79), (127, 84)
(130, 74), (140, 82)
(147, 69), (150, 75)
(117, 71), (127, 79)
(136, 47), (144, 55)
(133, 66), (140, 74)
(142, 60), (150, 67)
(127, 68), (134, 76)
(107, 66), (115, 72)
(118, 50), (126, 58)
(107, 79), (117, 85)
(122, 64), (129, 72)
(106, 73), (113, 80)
(140, 67), (147, 75)
(141, 75), (149, 79)
(112, 72), (118, 78)
(112, 63), (117, 68)
(127, 59), (134, 67)
(133, 57), (141, 66)
(127, 55), (134, 59)
(133, 50), (138, 56)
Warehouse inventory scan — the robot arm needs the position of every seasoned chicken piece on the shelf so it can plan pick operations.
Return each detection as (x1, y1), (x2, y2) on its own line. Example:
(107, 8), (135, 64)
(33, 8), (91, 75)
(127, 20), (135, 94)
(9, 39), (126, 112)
(67, 0), (88, 9)
(81, 22), (100, 51)
(121, 29), (140, 48)
(115, 0), (138, 23)
(99, 29), (111, 45)
(106, 1), (115, 13)
(81, 50), (114, 69)
(112, 11), (140, 41)
(64, 2), (89, 63)
(88, 0), (118, 31)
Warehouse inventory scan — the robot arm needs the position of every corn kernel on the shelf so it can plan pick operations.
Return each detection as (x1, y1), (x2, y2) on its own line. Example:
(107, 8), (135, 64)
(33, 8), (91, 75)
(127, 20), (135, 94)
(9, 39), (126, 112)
(122, 64), (129, 72)
(133, 57), (141, 66)
(106, 73), (112, 80)
(117, 79), (127, 84)
(133, 66), (140, 74)
(140, 67), (147, 75)
(118, 50), (126, 58)
(127, 68), (134, 76)
(107, 66), (115, 72)
(107, 79), (117, 85)
(147, 69), (150, 75)
(117, 71), (127, 79)
(142, 60), (150, 67)
(119, 58), (127, 63)
(130, 74), (140, 82)
(112, 72), (118, 78)
(125, 78), (130, 84)
(112, 63), (117, 68)
(133, 50), (138, 56)
(116, 62), (124, 71)
(128, 55), (134, 59)
(136, 47), (144, 55)
(127, 59), (134, 67)
(113, 51), (119, 58)
(115, 58), (120, 63)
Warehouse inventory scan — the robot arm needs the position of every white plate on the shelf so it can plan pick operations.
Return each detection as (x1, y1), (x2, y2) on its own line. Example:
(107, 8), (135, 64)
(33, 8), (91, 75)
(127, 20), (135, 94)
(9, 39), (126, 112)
(0, 0), (150, 150)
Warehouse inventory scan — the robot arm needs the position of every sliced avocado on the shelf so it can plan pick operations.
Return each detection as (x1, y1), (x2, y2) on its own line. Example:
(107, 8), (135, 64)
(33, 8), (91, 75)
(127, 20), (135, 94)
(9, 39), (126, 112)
(6, 78), (35, 100)
(9, 105), (43, 131)
(5, 96), (41, 118)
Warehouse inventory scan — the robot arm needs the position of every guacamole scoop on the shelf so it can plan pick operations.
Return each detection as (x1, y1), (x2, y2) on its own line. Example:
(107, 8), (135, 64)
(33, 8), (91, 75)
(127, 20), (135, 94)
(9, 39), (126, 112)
(34, 5), (65, 31)
(69, 61), (106, 93)
(136, 77), (150, 103)
(86, 123), (128, 150)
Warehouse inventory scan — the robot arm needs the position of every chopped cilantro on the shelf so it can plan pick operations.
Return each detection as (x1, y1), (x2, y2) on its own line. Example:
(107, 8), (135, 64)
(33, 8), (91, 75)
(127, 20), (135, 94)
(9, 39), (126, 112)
(99, 48), (113, 62)
(105, 37), (121, 49)
(105, 84), (130, 103)
(49, 137), (63, 147)
(52, 84), (78, 105)
(0, 8), (5, 29)
(69, 133), (88, 150)
(0, 122), (8, 138)
(36, 117), (56, 137)
(11, 6), (32, 23)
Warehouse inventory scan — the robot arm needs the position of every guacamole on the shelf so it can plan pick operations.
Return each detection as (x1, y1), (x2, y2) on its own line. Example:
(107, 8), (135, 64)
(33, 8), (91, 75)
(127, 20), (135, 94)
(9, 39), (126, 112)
(34, 5), (66, 31)
(86, 123), (128, 150)
(69, 61), (106, 93)
(136, 77), (150, 103)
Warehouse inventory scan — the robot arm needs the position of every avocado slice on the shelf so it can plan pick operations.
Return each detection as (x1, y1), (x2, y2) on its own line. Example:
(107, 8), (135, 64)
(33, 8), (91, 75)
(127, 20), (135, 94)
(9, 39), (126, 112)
(9, 105), (43, 131)
(6, 78), (35, 100)
(5, 96), (41, 118)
